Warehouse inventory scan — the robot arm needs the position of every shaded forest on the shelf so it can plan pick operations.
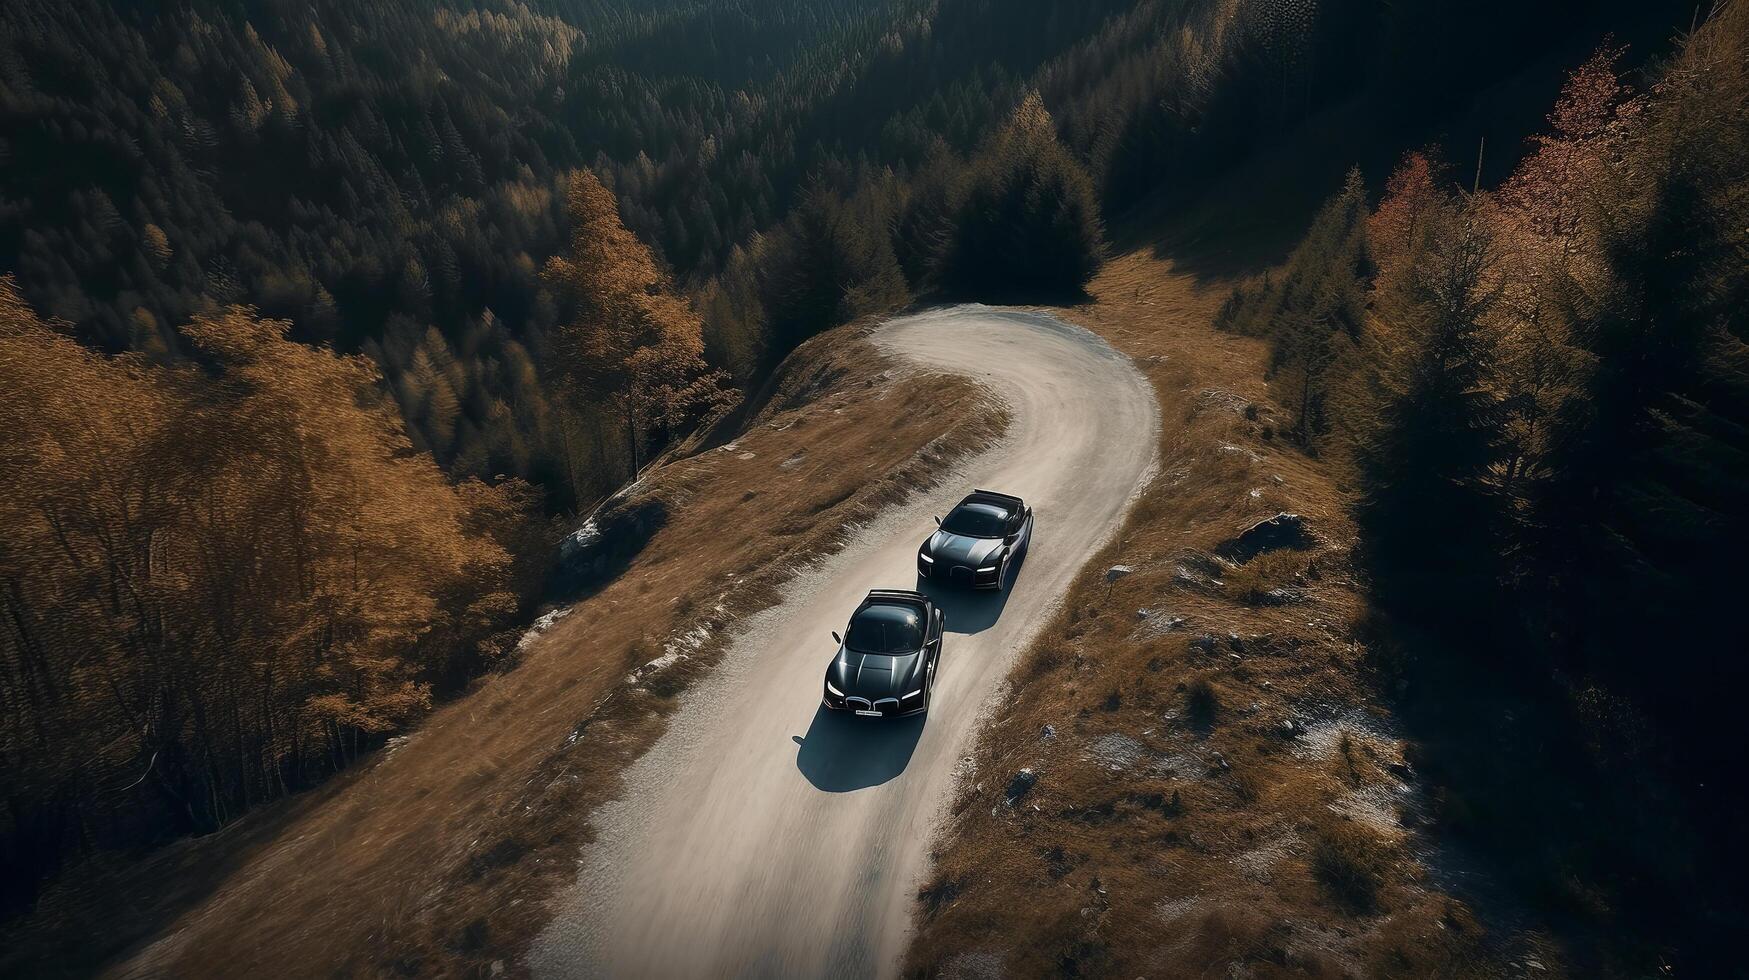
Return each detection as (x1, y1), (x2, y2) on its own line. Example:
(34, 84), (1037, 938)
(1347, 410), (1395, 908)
(1, 0), (1717, 963)
(1216, 7), (1749, 971)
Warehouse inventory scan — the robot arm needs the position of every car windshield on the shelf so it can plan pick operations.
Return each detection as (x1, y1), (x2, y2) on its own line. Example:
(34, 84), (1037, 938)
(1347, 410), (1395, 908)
(941, 501), (1010, 538)
(844, 604), (924, 654)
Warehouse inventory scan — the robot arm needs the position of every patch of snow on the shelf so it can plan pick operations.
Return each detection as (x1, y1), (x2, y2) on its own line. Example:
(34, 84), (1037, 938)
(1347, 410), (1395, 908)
(1295, 709), (1400, 765)
(1085, 733), (1146, 770)
(1332, 784), (1408, 840)
(1232, 831), (1301, 884)
(517, 606), (573, 652)
(1197, 388), (1253, 417)
(558, 519), (601, 562)
(1154, 895), (1200, 924)
(1149, 753), (1203, 780)
(1131, 611), (1187, 641)
(626, 652), (689, 685)
(666, 625), (711, 656)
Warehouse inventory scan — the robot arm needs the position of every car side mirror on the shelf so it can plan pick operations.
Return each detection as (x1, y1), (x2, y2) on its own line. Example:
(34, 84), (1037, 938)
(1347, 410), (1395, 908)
(933, 515), (941, 527)
(831, 631), (842, 645)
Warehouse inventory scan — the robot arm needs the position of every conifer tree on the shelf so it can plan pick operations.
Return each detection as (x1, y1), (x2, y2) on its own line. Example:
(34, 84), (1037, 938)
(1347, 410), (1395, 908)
(1352, 193), (1508, 616)
(939, 92), (1105, 299)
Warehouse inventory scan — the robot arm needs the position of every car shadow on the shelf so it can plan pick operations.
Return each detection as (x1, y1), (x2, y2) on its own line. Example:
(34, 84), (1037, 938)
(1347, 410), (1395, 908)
(794, 705), (925, 792)
(913, 545), (1026, 635)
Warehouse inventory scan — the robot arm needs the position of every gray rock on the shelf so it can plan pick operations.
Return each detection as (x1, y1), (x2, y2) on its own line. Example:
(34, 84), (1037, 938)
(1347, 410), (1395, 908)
(1252, 587), (1305, 606)
(1215, 512), (1312, 563)
(1004, 768), (1038, 805)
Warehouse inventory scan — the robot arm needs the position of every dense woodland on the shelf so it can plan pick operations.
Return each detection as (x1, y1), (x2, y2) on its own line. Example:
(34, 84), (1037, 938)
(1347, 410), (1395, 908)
(1217, 8), (1748, 969)
(1, 0), (1728, 970)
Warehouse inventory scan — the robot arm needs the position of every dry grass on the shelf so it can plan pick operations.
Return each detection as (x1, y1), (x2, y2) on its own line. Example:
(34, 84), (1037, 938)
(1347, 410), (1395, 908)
(5, 322), (1007, 980)
(901, 250), (1501, 979)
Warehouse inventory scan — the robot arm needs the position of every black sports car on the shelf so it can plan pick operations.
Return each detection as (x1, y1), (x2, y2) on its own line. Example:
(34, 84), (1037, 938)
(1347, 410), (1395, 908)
(822, 590), (944, 718)
(916, 489), (1033, 590)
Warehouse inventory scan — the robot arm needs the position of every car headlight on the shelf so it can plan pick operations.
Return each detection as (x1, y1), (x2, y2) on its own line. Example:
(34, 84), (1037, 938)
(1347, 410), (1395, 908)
(901, 688), (922, 700)
(977, 563), (998, 572)
(825, 680), (843, 697)
(918, 551), (934, 564)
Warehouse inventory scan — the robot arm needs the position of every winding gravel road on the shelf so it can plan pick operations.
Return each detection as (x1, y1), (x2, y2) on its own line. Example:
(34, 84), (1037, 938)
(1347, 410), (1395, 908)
(529, 306), (1159, 979)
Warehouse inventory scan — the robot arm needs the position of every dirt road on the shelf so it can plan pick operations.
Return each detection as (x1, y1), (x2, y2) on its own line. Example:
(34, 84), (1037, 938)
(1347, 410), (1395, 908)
(529, 306), (1159, 978)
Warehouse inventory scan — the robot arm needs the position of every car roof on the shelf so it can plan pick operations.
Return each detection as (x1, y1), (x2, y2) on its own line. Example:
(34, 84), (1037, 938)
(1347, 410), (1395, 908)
(853, 602), (920, 624)
(860, 588), (930, 615)
(961, 488), (1024, 511)
(952, 500), (1010, 521)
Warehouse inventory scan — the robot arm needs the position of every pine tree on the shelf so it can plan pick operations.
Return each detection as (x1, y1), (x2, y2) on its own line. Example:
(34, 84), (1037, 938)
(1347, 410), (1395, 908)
(1353, 193), (1508, 618)
(756, 182), (909, 361)
(939, 92), (1105, 299)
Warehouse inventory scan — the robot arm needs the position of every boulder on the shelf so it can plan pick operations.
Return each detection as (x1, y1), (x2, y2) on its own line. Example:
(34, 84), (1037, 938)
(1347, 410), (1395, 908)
(1004, 768), (1038, 805)
(1215, 512), (1311, 563)
(555, 495), (669, 596)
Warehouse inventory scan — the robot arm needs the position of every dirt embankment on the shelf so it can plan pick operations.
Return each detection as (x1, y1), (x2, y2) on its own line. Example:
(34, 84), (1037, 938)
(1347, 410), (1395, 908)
(4, 322), (1005, 980)
(903, 252), (1503, 979)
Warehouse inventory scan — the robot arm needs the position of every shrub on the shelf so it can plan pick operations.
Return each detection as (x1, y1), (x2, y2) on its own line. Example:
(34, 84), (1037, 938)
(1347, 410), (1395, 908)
(1311, 817), (1387, 912)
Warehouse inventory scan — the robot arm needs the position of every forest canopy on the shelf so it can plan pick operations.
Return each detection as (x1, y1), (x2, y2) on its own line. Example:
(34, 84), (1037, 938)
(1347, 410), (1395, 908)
(1213, 11), (1749, 965)
(0, 0), (1704, 949)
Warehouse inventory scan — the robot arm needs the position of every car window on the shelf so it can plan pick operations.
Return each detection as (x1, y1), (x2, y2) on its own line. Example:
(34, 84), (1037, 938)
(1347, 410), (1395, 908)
(941, 502), (1010, 538)
(845, 604), (924, 654)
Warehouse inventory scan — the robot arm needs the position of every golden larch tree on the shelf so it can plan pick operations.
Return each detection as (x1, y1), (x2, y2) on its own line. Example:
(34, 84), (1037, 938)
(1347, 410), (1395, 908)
(542, 170), (732, 477)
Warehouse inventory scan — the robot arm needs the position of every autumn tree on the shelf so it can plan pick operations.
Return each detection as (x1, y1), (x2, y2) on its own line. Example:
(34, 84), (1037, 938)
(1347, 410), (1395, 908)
(542, 170), (733, 479)
(0, 281), (527, 913)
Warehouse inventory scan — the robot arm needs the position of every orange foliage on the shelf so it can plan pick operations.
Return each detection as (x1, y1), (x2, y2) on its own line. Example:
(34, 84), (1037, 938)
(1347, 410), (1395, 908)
(1367, 151), (1444, 275)
(0, 279), (524, 846)
(542, 171), (733, 473)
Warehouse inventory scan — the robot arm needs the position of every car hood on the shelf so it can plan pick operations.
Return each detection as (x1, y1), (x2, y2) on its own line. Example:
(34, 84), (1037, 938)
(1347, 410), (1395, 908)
(926, 530), (1005, 568)
(828, 646), (924, 700)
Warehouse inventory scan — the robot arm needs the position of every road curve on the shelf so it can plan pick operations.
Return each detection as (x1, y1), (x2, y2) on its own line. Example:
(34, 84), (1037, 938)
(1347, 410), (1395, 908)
(529, 306), (1159, 979)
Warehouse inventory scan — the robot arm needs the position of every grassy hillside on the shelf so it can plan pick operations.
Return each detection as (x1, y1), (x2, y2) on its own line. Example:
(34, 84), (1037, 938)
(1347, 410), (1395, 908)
(910, 4), (1747, 976)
